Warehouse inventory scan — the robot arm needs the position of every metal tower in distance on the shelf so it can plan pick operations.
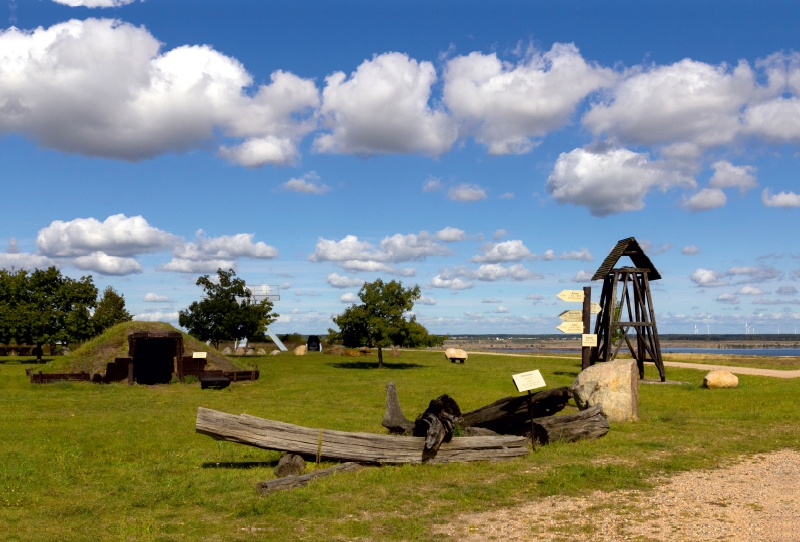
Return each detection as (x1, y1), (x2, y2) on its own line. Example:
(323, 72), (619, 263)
(590, 237), (665, 382)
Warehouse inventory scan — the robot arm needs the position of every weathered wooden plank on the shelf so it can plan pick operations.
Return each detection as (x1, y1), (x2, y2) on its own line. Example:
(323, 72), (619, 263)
(196, 407), (529, 465)
(459, 387), (572, 434)
(532, 404), (609, 444)
(256, 462), (362, 494)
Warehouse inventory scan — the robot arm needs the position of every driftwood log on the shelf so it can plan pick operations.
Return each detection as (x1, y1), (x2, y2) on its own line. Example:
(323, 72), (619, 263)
(382, 382), (415, 434)
(532, 404), (609, 444)
(196, 407), (529, 464)
(460, 387), (572, 435)
(274, 453), (306, 477)
(412, 394), (461, 452)
(257, 462), (362, 494)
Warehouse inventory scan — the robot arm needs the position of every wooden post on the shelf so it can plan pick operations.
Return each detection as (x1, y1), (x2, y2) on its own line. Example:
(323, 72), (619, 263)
(526, 390), (536, 451)
(127, 361), (134, 386)
(581, 286), (591, 370)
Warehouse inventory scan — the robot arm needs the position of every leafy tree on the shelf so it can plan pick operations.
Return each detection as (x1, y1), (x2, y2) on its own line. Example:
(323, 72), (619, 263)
(92, 286), (133, 335)
(178, 269), (278, 350)
(328, 279), (440, 368)
(0, 268), (28, 346)
(18, 267), (98, 361)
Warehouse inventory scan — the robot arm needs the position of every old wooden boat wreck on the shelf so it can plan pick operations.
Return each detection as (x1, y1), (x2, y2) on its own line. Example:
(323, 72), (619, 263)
(196, 407), (530, 464)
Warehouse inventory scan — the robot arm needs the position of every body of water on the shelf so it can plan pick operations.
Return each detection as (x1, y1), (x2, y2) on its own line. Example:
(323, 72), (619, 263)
(662, 348), (800, 357)
(477, 347), (800, 357)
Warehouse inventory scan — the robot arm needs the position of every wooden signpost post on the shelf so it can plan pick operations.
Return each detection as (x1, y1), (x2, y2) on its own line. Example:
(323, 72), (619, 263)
(556, 288), (597, 370)
(511, 369), (547, 449)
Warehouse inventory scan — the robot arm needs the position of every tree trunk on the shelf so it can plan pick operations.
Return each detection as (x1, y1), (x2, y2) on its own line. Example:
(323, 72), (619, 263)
(378, 346), (383, 368)
(412, 395), (461, 452)
(460, 387), (572, 435)
(36, 343), (43, 362)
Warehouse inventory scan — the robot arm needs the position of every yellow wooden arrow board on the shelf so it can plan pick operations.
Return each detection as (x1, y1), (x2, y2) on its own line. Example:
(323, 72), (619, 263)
(558, 310), (583, 322)
(590, 302), (601, 314)
(557, 289), (584, 302)
(557, 321), (583, 334)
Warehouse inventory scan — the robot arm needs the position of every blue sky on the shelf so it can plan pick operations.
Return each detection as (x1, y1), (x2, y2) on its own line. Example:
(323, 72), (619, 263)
(3, 0), (800, 335)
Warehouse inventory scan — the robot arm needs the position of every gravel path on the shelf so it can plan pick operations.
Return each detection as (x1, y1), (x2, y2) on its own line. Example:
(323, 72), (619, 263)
(437, 449), (800, 541)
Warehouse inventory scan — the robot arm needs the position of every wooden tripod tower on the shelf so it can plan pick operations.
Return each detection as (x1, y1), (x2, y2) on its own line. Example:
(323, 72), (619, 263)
(590, 237), (665, 381)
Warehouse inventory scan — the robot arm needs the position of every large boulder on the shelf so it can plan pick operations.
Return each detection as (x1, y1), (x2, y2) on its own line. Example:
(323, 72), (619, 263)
(571, 358), (638, 422)
(235, 347), (245, 355)
(256, 348), (266, 356)
(222, 347), (232, 355)
(269, 349), (281, 356)
(703, 370), (738, 389)
(294, 345), (307, 356)
(445, 348), (468, 363)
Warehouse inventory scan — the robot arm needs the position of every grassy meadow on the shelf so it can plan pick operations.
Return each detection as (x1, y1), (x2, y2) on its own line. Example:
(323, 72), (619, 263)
(1, 350), (799, 541)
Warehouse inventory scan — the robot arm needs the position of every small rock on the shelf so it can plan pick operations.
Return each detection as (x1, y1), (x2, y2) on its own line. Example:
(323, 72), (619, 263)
(222, 347), (232, 355)
(572, 358), (638, 422)
(274, 454), (305, 478)
(245, 349), (254, 356)
(445, 348), (468, 363)
(269, 350), (281, 356)
(294, 345), (307, 356)
(256, 348), (266, 355)
(235, 347), (245, 355)
(703, 370), (738, 389)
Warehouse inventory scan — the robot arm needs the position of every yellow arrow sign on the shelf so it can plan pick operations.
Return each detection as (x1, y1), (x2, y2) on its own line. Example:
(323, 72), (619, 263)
(590, 302), (601, 314)
(559, 310), (583, 322)
(557, 321), (584, 334)
(557, 289), (584, 302)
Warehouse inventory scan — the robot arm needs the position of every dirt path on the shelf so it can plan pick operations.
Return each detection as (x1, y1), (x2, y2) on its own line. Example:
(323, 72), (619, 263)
(437, 449), (800, 541)
(464, 351), (800, 378)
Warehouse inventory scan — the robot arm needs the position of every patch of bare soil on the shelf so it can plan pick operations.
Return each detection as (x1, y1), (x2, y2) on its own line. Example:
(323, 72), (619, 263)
(437, 449), (800, 541)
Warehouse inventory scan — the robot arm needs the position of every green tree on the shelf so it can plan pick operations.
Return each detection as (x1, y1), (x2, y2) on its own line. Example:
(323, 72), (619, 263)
(178, 269), (278, 350)
(0, 268), (28, 346)
(327, 279), (439, 368)
(91, 286), (133, 335)
(21, 267), (98, 361)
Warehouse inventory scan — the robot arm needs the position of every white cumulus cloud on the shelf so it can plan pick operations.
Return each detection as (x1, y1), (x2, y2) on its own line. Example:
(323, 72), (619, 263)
(72, 252), (142, 275)
(53, 0), (136, 6)
(474, 263), (542, 282)
(492, 306), (510, 314)
(690, 268), (728, 287)
(314, 52), (457, 156)
(436, 227), (466, 242)
(762, 188), (800, 208)
(280, 172), (330, 194)
(683, 188), (727, 212)
(416, 295), (437, 306)
(0, 19), (318, 166)
(558, 248), (594, 261)
(326, 273), (366, 289)
(708, 161), (757, 194)
(443, 43), (615, 154)
(682, 245), (701, 255)
(471, 240), (532, 263)
(715, 293), (740, 304)
(144, 293), (173, 302)
(547, 147), (694, 216)
(571, 270), (593, 282)
(737, 286), (765, 295)
(133, 311), (179, 323)
(447, 184), (487, 202)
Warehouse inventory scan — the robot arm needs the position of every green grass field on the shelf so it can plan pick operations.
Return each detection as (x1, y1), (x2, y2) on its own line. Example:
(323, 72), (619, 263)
(2, 351), (799, 541)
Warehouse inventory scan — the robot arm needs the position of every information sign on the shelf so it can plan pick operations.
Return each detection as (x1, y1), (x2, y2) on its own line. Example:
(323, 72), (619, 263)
(590, 302), (601, 314)
(558, 310), (583, 322)
(557, 289), (584, 302)
(512, 369), (546, 393)
(557, 321), (583, 334)
(581, 334), (598, 347)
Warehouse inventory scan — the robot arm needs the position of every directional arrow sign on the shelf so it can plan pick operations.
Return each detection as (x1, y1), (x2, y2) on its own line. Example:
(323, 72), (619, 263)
(557, 321), (584, 334)
(590, 302), (601, 314)
(557, 289), (584, 302)
(559, 310), (583, 322)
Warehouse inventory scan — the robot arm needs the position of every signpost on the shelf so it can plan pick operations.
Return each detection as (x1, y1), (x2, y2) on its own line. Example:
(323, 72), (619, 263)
(511, 370), (547, 449)
(556, 286), (597, 370)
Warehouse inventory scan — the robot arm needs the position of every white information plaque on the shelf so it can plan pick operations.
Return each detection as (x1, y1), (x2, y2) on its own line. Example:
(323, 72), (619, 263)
(512, 369), (546, 393)
(581, 334), (598, 347)
(193, 351), (208, 359)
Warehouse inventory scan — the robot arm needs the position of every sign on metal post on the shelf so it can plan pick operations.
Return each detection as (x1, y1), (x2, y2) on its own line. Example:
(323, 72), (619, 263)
(557, 321), (583, 334)
(511, 370), (546, 393)
(557, 289), (584, 302)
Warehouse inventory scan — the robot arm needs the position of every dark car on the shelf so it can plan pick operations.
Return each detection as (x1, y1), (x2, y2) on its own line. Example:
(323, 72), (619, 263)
(306, 335), (321, 352)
